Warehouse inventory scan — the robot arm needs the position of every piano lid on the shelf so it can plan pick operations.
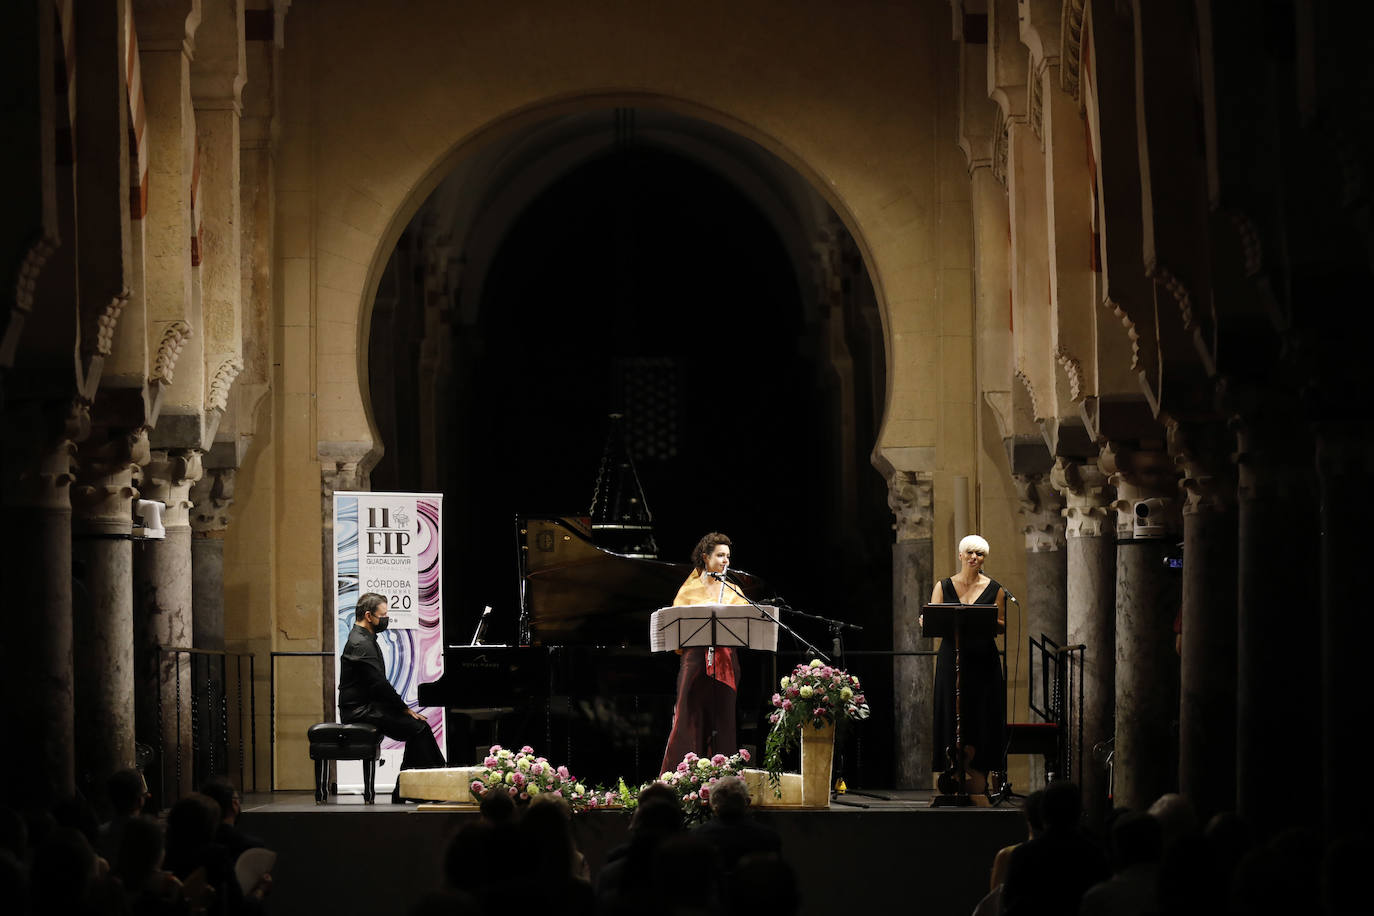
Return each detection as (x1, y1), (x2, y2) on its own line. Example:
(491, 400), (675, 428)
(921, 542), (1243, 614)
(518, 515), (767, 647)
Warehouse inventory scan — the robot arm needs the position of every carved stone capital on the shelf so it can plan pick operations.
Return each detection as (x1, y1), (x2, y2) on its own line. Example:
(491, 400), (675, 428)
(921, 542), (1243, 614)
(1014, 472), (1067, 552)
(1101, 443), (1179, 537)
(189, 467), (235, 535)
(887, 470), (934, 543)
(1167, 421), (1236, 517)
(72, 429), (151, 536)
(1049, 457), (1115, 538)
(139, 449), (204, 529)
(206, 356), (243, 415)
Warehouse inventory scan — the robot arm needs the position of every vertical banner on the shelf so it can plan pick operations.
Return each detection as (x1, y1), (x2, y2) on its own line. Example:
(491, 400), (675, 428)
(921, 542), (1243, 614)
(333, 492), (446, 792)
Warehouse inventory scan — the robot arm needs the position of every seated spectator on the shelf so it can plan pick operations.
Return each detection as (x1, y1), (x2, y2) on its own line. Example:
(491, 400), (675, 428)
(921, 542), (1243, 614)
(1079, 811), (1162, 916)
(514, 794), (594, 913)
(97, 768), (150, 868)
(1000, 781), (1109, 916)
(29, 826), (103, 916)
(690, 776), (780, 873)
(973, 789), (1045, 916)
(651, 832), (724, 915)
(728, 854), (799, 916)
(478, 786), (516, 825)
(115, 814), (189, 916)
(200, 778), (267, 863)
(596, 798), (684, 914)
(604, 782), (680, 867)
(443, 818), (519, 906)
(406, 887), (482, 916)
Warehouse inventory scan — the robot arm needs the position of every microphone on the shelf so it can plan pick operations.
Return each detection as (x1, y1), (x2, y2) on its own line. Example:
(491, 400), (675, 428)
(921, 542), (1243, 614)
(469, 605), (492, 646)
(707, 568), (745, 580)
(1004, 589), (1020, 604)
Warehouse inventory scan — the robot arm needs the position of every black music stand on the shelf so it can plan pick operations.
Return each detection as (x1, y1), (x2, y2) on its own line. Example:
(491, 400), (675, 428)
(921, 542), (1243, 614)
(922, 602), (1000, 807)
(651, 605), (778, 758)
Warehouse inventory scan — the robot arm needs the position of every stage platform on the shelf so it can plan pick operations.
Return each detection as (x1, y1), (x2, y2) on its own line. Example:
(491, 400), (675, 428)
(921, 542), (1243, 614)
(239, 790), (1025, 916)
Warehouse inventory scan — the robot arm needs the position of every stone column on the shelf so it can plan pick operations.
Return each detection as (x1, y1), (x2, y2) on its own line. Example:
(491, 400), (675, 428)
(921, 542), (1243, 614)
(1170, 421), (1237, 821)
(1050, 457), (1115, 827)
(1016, 472), (1069, 646)
(889, 470), (934, 789)
(71, 430), (148, 797)
(133, 448), (202, 805)
(190, 466), (234, 781)
(1315, 424), (1372, 835)
(1232, 403), (1318, 832)
(1014, 472), (1067, 791)
(1102, 444), (1181, 813)
(1, 410), (80, 797)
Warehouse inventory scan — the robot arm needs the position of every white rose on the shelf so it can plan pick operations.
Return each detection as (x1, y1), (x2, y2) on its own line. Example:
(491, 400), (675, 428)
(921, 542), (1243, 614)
(780, 676), (791, 688)
(841, 687), (854, 700)
(809, 659), (823, 668)
(800, 685), (814, 698)
(528, 783), (541, 795)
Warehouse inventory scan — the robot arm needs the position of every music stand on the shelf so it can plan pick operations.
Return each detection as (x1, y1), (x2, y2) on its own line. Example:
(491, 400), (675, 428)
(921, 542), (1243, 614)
(922, 603), (1000, 807)
(651, 605), (779, 758)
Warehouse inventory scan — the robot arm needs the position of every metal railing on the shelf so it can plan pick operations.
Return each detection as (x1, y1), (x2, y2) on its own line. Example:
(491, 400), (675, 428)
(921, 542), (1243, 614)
(1026, 635), (1086, 783)
(268, 650), (333, 791)
(155, 646), (257, 807)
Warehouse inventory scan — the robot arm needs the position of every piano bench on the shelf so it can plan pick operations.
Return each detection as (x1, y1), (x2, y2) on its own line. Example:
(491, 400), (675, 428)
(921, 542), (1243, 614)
(307, 722), (383, 804)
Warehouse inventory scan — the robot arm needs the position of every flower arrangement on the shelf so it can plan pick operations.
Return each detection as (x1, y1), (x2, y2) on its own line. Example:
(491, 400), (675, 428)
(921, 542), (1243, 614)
(469, 745), (618, 811)
(642, 749), (752, 823)
(762, 659), (871, 791)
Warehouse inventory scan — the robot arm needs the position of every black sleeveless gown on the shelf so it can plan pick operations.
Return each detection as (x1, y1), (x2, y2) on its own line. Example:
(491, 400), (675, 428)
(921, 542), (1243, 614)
(931, 577), (1006, 775)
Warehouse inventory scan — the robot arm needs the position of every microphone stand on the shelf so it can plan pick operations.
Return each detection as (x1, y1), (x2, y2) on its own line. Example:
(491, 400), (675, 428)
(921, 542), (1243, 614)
(716, 576), (881, 807)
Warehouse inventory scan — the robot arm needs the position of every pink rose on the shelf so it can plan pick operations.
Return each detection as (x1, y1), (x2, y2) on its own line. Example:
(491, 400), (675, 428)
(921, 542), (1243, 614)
(471, 780), (484, 792)
(711, 754), (727, 766)
(520, 745), (534, 754)
(771, 693), (782, 705)
(489, 745), (503, 754)
(677, 762), (690, 773)
(782, 699), (793, 711)
(557, 765), (571, 780)
(740, 749), (751, 762)
(587, 797), (599, 808)
(769, 711), (782, 724)
(483, 756), (498, 767)
(685, 752), (699, 762)
(855, 695), (866, 704)
(512, 772), (526, 786)
(519, 791), (529, 800)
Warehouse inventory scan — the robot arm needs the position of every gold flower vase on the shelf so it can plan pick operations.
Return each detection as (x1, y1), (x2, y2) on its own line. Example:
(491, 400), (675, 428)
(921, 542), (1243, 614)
(799, 720), (836, 808)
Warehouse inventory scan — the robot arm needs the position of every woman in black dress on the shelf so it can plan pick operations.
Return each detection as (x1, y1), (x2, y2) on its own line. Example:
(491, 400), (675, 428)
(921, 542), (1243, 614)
(929, 534), (1006, 795)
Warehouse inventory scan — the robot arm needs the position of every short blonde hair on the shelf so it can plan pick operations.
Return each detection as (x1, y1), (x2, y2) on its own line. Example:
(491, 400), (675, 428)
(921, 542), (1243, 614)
(958, 534), (990, 557)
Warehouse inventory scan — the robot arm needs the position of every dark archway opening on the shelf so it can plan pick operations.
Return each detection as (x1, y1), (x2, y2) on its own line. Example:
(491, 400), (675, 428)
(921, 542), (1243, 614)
(370, 129), (894, 786)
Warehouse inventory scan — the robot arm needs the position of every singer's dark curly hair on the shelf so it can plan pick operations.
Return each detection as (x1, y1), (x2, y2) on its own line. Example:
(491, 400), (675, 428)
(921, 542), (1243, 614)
(690, 532), (732, 570)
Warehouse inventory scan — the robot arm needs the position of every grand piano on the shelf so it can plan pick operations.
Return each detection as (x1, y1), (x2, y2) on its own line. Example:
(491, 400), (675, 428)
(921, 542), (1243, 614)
(418, 515), (775, 785)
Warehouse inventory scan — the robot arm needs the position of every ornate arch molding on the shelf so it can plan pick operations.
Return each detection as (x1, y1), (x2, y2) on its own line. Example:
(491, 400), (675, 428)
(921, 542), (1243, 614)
(351, 91), (895, 480)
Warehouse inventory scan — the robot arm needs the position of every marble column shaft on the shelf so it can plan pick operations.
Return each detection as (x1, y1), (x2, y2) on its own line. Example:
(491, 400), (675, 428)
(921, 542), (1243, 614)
(2, 433), (78, 797)
(1174, 424), (1238, 822)
(889, 471), (934, 789)
(191, 467), (234, 781)
(1316, 425), (1371, 836)
(71, 433), (147, 796)
(1235, 418), (1319, 832)
(134, 449), (201, 804)
(1017, 474), (1067, 792)
(1053, 458), (1116, 827)
(1106, 447), (1181, 813)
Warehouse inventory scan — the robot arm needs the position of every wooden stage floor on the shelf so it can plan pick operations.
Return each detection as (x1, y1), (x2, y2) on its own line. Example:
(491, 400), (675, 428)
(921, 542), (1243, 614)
(239, 790), (1025, 916)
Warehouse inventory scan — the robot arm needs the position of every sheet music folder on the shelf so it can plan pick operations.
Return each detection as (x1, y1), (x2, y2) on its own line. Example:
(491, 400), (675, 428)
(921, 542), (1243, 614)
(650, 604), (779, 653)
(920, 603), (1000, 640)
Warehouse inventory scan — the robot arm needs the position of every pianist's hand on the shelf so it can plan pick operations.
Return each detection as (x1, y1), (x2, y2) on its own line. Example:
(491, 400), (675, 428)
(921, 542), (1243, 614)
(407, 708), (426, 721)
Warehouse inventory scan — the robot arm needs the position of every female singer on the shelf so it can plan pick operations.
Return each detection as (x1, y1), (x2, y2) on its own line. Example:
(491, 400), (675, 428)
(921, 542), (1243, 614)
(929, 534), (1007, 795)
(659, 531), (751, 775)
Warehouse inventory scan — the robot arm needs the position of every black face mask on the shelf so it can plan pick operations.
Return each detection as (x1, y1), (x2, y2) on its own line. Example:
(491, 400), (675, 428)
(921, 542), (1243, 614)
(372, 615), (390, 633)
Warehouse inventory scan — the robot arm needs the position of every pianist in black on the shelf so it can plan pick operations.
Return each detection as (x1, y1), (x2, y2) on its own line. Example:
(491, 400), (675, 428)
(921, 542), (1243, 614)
(339, 592), (446, 801)
(659, 532), (751, 774)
